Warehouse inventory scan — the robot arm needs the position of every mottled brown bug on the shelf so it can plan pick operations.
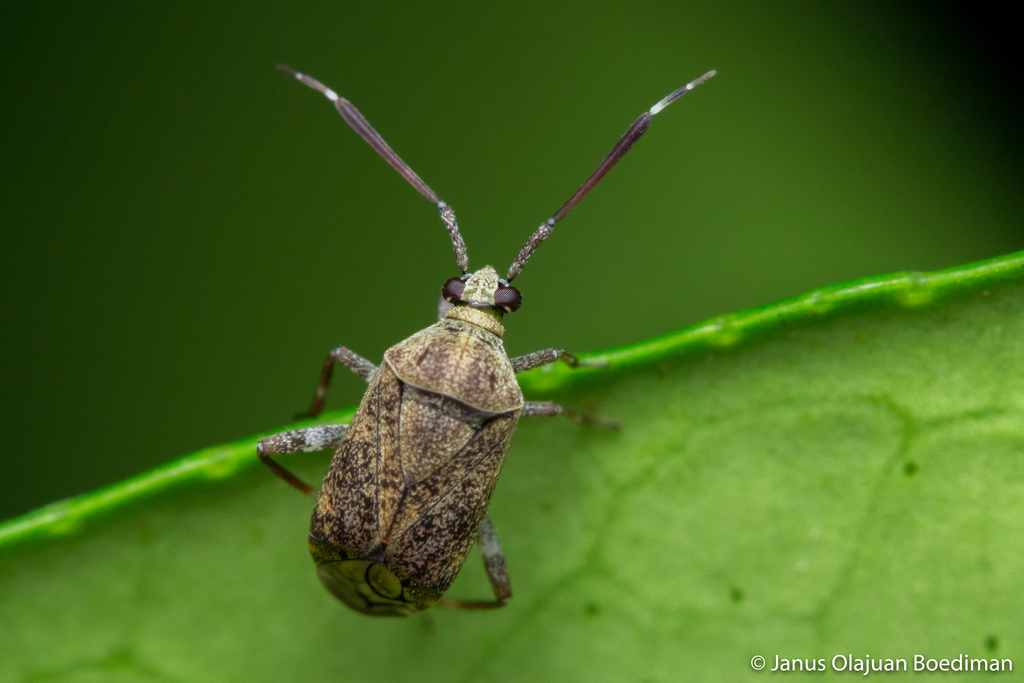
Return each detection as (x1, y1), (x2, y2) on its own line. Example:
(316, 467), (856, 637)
(257, 65), (716, 616)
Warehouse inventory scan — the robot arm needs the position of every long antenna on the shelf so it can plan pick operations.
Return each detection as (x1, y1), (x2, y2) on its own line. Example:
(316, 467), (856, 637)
(507, 70), (716, 282)
(279, 65), (469, 274)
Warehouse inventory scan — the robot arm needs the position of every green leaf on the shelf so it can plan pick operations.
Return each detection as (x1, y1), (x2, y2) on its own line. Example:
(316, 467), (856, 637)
(3, 252), (1023, 681)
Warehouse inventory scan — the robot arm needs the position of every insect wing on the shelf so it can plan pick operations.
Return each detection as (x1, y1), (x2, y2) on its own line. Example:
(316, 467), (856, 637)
(310, 364), (404, 555)
(385, 411), (518, 593)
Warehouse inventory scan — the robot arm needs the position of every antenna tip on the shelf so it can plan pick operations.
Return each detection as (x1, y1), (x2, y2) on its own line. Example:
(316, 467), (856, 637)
(687, 70), (717, 90)
(649, 69), (717, 115)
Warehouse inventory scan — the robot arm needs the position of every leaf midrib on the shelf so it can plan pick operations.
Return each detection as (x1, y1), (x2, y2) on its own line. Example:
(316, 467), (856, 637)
(1, 249), (1022, 552)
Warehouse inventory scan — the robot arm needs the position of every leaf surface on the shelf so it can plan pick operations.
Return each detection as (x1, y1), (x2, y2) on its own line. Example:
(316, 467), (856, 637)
(2, 252), (1023, 682)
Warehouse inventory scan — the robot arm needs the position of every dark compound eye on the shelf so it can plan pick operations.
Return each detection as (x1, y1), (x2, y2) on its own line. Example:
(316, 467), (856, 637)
(493, 285), (522, 313)
(442, 277), (466, 302)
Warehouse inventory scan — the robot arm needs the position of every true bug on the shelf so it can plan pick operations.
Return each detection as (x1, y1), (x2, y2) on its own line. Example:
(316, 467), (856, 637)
(258, 65), (716, 616)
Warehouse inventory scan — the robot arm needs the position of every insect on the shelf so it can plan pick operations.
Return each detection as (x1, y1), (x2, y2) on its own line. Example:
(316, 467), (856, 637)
(257, 65), (716, 616)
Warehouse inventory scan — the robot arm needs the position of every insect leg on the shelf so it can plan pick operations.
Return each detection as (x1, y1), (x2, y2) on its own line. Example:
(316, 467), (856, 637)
(478, 515), (512, 605)
(438, 516), (511, 610)
(521, 401), (620, 430)
(509, 348), (608, 374)
(298, 347), (378, 419)
(257, 424), (349, 495)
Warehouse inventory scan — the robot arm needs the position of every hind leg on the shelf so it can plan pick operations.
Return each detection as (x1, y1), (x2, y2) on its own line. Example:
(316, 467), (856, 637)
(438, 516), (512, 610)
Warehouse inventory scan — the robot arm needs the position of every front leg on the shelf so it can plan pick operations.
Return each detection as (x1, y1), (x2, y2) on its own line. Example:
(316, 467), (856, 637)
(299, 346), (378, 418)
(509, 348), (607, 374)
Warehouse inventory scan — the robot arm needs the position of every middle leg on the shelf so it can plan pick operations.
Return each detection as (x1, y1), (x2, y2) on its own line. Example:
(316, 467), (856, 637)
(522, 401), (620, 430)
(257, 424), (349, 495)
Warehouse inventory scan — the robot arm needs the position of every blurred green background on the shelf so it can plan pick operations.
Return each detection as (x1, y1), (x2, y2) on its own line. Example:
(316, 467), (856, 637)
(1, 1), (1021, 521)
